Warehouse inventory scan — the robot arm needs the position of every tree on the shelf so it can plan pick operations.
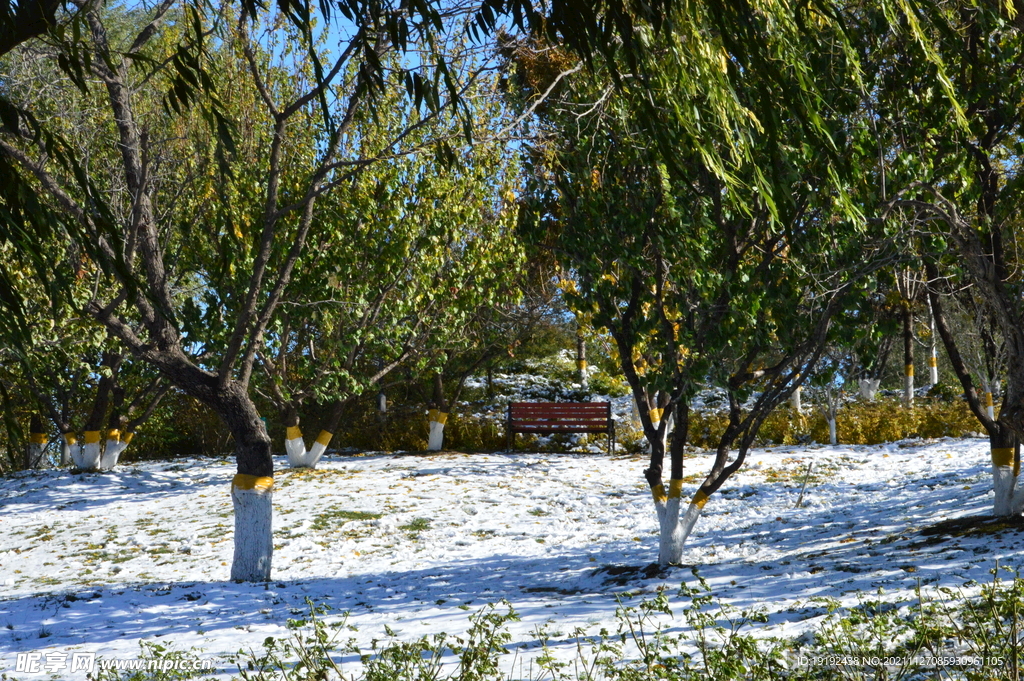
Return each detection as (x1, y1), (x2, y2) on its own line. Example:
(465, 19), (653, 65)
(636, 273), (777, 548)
(0, 187), (171, 471)
(926, 258), (1022, 515)
(255, 99), (522, 464)
(0, 0), (516, 580)
(865, 1), (1024, 516)
(423, 271), (556, 451)
(516, 19), (881, 563)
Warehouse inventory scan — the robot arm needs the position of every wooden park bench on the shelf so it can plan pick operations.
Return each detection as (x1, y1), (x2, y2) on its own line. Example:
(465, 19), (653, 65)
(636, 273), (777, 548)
(506, 401), (616, 454)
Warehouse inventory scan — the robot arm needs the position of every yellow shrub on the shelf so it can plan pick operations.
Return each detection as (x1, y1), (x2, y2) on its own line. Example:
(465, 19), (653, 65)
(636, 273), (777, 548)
(687, 397), (980, 448)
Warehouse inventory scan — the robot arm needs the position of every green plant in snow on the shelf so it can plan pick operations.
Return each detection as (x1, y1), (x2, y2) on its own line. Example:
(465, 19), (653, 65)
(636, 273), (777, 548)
(229, 598), (518, 681)
(83, 566), (1024, 680)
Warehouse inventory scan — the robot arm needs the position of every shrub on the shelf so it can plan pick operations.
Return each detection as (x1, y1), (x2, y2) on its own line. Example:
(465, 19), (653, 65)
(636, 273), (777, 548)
(689, 397), (980, 449)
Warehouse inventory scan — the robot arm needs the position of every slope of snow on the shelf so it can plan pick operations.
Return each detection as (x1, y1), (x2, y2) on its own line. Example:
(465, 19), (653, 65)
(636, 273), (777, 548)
(0, 437), (1017, 678)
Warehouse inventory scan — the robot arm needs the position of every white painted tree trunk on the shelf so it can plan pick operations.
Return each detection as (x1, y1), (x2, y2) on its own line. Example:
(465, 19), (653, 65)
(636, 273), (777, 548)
(230, 474), (274, 582)
(991, 446), (1019, 516)
(577, 359), (588, 390)
(790, 387), (802, 413)
(828, 417), (837, 445)
(286, 427), (332, 468)
(661, 411), (674, 452)
(60, 434), (75, 467)
(674, 500), (704, 551)
(76, 431), (102, 470)
(653, 481), (706, 565)
(904, 365), (914, 407)
(658, 484), (682, 564)
(858, 379), (880, 401)
(990, 445), (1024, 516)
(427, 410), (447, 451)
(26, 432), (47, 468)
(285, 427), (305, 467)
(99, 430), (130, 470)
(306, 432), (331, 468)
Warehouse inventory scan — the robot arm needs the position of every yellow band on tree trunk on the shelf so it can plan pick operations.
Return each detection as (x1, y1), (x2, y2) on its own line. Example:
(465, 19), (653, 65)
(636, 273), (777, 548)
(122, 432), (134, 445)
(286, 426), (302, 440)
(651, 484), (667, 503)
(905, 364), (914, 377)
(992, 448), (1014, 467)
(29, 433), (47, 445)
(985, 393), (994, 408)
(232, 474), (274, 492)
(428, 410), (448, 424)
(928, 356), (937, 367)
(316, 430), (333, 446)
(64, 433), (77, 445)
(649, 408), (663, 423)
(107, 429), (120, 442)
(668, 479), (683, 499)
(693, 489), (709, 509)
(577, 360), (587, 371)
(84, 431), (101, 444)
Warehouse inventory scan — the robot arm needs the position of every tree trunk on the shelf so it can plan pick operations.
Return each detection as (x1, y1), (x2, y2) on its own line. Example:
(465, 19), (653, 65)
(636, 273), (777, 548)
(576, 329), (588, 389)
(790, 385), (802, 412)
(927, 302), (939, 386)
(644, 398), (694, 566)
(980, 376), (996, 421)
(76, 352), (121, 471)
(903, 303), (914, 407)
(828, 416), (837, 445)
(428, 372), (449, 451)
(283, 398), (352, 469)
(654, 402), (692, 565)
(60, 433), (76, 467)
(99, 433), (128, 470)
(213, 383), (274, 582)
(661, 409), (674, 453)
(991, 427), (1022, 517)
(163, 362), (275, 580)
(286, 426), (333, 469)
(282, 405), (307, 468)
(100, 395), (126, 470)
(75, 431), (102, 470)
(925, 263), (1023, 518)
(858, 378), (880, 401)
(26, 414), (47, 469)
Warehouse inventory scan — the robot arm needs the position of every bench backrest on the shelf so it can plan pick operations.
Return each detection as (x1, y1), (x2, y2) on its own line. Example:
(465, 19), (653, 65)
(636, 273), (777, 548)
(508, 402), (611, 431)
(505, 399), (606, 419)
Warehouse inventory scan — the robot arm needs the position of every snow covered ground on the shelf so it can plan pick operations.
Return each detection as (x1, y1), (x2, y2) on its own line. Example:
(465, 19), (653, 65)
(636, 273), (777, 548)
(0, 436), (1018, 678)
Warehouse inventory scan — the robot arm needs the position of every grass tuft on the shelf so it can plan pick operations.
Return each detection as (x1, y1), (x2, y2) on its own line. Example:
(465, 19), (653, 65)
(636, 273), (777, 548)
(310, 508), (382, 532)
